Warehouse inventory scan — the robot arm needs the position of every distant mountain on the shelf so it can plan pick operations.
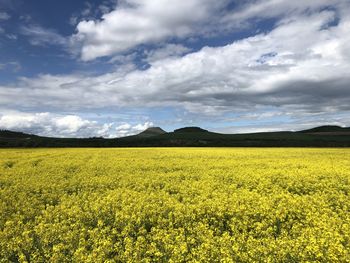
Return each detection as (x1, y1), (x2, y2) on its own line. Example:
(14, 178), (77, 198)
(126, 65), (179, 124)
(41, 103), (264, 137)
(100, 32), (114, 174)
(136, 127), (167, 137)
(0, 130), (38, 138)
(1, 125), (350, 147)
(299, 125), (350, 135)
(174, 127), (208, 133)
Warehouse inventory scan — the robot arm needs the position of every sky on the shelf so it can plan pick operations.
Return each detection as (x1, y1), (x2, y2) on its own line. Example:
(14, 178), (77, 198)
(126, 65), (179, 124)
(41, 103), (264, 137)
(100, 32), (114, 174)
(0, 0), (350, 138)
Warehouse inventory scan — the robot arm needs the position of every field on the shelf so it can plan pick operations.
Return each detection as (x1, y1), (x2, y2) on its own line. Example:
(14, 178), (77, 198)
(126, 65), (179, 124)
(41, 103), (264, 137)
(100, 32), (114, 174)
(1, 148), (350, 262)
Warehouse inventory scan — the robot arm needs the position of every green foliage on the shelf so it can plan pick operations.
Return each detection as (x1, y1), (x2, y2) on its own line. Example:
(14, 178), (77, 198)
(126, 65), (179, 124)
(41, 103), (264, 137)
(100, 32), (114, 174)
(0, 148), (350, 262)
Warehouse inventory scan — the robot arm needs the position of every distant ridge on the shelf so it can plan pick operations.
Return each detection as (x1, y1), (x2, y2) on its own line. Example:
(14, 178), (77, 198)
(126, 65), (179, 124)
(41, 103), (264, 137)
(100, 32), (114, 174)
(299, 125), (350, 135)
(136, 127), (167, 137)
(174, 127), (208, 133)
(1, 125), (350, 147)
(0, 130), (37, 138)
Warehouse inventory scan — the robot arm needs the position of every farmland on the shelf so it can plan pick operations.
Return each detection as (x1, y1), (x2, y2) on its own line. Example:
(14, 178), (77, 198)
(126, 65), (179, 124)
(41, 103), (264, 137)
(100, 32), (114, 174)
(1, 148), (350, 262)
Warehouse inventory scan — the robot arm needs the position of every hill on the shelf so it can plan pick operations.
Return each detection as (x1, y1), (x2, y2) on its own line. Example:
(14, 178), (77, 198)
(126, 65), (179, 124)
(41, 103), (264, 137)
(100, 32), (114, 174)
(0, 130), (38, 138)
(1, 125), (350, 147)
(299, 125), (350, 135)
(136, 127), (167, 137)
(174, 127), (208, 133)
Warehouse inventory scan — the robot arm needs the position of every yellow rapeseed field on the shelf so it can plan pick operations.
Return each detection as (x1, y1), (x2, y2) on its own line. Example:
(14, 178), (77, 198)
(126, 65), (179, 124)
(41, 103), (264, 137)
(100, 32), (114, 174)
(0, 148), (349, 262)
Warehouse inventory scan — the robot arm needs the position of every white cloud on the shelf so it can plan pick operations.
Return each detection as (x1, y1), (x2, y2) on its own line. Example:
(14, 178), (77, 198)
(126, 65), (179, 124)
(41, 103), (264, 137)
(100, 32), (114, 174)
(69, 0), (119, 28)
(116, 123), (131, 131)
(115, 121), (153, 137)
(70, 0), (346, 61)
(2, 7), (350, 118)
(132, 121), (153, 131)
(54, 115), (91, 134)
(0, 112), (154, 138)
(1, 1), (350, 133)
(0, 113), (100, 137)
(72, 0), (227, 61)
(144, 44), (191, 64)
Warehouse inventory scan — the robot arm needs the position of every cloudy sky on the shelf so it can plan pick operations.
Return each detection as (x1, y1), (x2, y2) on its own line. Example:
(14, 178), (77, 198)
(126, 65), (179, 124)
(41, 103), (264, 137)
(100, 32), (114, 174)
(0, 0), (349, 137)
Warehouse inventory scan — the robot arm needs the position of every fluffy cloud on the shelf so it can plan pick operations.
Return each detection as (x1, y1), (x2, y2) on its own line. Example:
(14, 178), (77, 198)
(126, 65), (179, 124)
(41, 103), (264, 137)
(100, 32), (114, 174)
(0, 113), (100, 137)
(144, 44), (191, 64)
(72, 0), (227, 60)
(71, 0), (346, 61)
(0, 112), (153, 138)
(1, 1), (350, 136)
(115, 121), (153, 137)
(4, 7), (349, 113)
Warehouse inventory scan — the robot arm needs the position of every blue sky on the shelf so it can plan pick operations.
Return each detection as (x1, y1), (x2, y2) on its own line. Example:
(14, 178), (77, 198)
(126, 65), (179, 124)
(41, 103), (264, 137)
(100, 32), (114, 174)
(0, 0), (350, 137)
